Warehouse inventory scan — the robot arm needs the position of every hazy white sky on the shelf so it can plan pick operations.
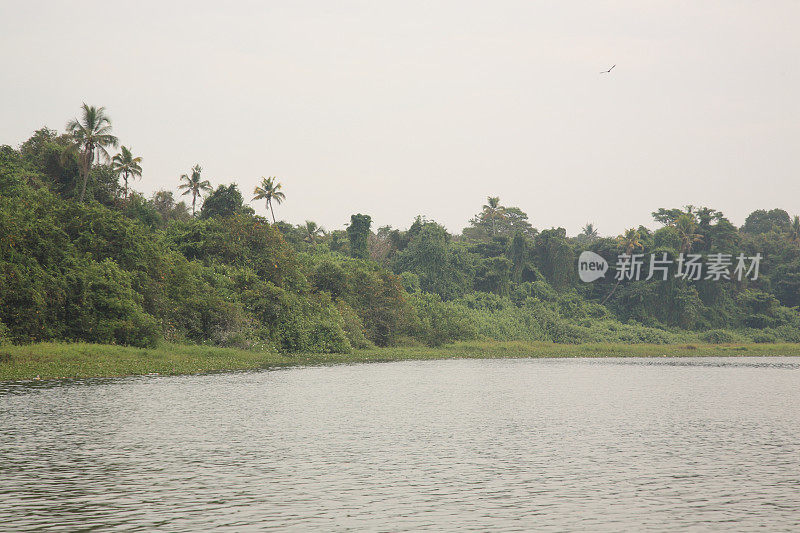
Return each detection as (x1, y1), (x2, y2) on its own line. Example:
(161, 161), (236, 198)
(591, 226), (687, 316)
(1, 1), (798, 235)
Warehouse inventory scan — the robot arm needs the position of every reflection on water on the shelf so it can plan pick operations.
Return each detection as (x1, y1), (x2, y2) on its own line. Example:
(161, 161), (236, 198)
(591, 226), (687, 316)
(2, 357), (799, 531)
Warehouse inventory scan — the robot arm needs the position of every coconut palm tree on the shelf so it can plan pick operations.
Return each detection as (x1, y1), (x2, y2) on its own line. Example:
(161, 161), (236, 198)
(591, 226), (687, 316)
(111, 146), (142, 199)
(579, 223), (599, 243)
(303, 221), (325, 243)
(601, 228), (644, 305)
(178, 164), (211, 216)
(66, 103), (118, 201)
(618, 227), (644, 256)
(675, 214), (703, 253)
(482, 196), (502, 235)
(252, 176), (285, 223)
(791, 215), (800, 244)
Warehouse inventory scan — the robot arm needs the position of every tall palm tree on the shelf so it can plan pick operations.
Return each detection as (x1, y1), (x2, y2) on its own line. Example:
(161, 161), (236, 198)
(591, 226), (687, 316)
(178, 164), (212, 216)
(618, 227), (644, 256)
(66, 103), (118, 201)
(675, 214), (703, 253)
(252, 176), (285, 223)
(482, 196), (502, 235)
(303, 221), (325, 243)
(791, 215), (800, 244)
(111, 146), (142, 199)
(580, 223), (599, 242)
(601, 228), (643, 305)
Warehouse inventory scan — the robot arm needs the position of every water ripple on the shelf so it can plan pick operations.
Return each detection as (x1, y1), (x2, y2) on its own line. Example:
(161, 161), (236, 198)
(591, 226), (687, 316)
(2, 357), (799, 531)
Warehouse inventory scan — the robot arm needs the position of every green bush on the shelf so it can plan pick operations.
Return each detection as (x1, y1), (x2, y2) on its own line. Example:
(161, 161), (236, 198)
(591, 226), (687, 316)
(701, 329), (736, 344)
(616, 323), (671, 344)
(411, 292), (477, 347)
(64, 258), (159, 348)
(546, 321), (588, 344)
(235, 269), (351, 353)
(399, 271), (420, 293)
(0, 319), (9, 346)
(304, 253), (414, 346)
(772, 324), (800, 343)
(336, 301), (373, 349)
(751, 332), (778, 344)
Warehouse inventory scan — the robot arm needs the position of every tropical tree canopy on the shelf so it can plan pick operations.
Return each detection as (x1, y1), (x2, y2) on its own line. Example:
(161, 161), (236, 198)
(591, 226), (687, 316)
(464, 197), (536, 241)
(4, 109), (800, 352)
(200, 183), (253, 219)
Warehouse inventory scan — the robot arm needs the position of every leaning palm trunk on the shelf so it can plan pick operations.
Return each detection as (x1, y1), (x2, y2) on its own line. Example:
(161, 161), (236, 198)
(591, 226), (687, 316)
(601, 278), (622, 305)
(78, 146), (93, 202)
(601, 241), (638, 305)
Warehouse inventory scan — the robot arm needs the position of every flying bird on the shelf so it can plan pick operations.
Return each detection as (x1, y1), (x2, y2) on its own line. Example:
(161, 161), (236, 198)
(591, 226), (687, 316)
(600, 64), (616, 74)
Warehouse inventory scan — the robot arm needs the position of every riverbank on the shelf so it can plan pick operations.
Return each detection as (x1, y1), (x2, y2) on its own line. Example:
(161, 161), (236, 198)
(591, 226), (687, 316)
(2, 341), (800, 381)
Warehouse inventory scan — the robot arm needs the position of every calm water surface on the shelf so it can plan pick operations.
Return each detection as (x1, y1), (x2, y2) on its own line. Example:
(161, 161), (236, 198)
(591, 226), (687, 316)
(1, 357), (799, 531)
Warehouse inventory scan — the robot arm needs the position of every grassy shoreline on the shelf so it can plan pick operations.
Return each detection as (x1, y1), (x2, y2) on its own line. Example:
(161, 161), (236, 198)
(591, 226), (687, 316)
(2, 341), (800, 381)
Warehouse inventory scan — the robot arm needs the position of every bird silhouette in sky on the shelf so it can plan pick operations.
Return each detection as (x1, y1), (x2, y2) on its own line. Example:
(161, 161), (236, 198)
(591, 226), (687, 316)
(600, 64), (616, 74)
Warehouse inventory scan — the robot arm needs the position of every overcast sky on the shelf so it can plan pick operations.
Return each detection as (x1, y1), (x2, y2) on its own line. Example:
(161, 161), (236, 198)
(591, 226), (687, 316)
(1, 1), (798, 235)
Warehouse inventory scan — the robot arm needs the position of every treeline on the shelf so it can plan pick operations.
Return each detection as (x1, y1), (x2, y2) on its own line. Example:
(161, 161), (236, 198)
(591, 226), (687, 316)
(1, 106), (799, 350)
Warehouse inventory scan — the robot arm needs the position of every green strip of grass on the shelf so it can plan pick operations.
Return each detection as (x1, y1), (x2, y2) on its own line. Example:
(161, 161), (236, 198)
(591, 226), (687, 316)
(2, 341), (800, 381)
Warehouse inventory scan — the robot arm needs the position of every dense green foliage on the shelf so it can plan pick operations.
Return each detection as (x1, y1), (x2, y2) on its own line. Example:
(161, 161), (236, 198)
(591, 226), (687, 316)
(1, 111), (798, 352)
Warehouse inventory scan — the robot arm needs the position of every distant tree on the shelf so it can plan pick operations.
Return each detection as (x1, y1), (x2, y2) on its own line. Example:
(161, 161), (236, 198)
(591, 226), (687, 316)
(474, 256), (513, 296)
(706, 218), (739, 252)
(303, 220), (325, 243)
(696, 207), (724, 227)
(111, 146), (142, 199)
(200, 183), (253, 219)
(18, 128), (81, 197)
(483, 196), (502, 235)
(618, 227), (644, 256)
(66, 104), (118, 201)
(533, 228), (573, 288)
(507, 232), (536, 282)
(464, 197), (536, 241)
(19, 127), (59, 159)
(498, 207), (536, 236)
(602, 228), (643, 304)
(122, 192), (163, 228)
(654, 206), (737, 253)
(327, 229), (349, 254)
(347, 214), (372, 259)
(791, 216), (800, 244)
(653, 205), (705, 227)
(675, 214), (703, 253)
(653, 225), (681, 253)
(652, 207), (687, 226)
(89, 164), (124, 205)
(151, 190), (190, 222)
(389, 216), (426, 253)
(742, 208), (792, 234)
(152, 190), (175, 215)
(391, 221), (475, 299)
(178, 164), (211, 216)
(368, 225), (394, 263)
(252, 176), (285, 223)
(577, 223), (599, 244)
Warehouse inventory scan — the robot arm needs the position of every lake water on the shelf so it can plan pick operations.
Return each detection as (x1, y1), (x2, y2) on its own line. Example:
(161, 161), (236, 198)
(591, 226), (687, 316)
(2, 357), (799, 531)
